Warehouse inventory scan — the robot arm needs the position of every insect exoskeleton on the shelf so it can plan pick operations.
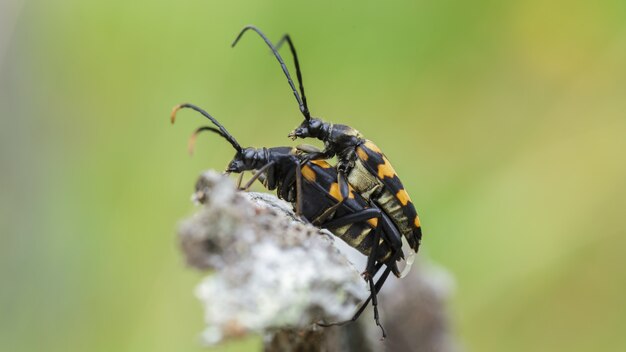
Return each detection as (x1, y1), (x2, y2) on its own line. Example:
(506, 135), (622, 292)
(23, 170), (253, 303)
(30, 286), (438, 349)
(171, 102), (408, 338)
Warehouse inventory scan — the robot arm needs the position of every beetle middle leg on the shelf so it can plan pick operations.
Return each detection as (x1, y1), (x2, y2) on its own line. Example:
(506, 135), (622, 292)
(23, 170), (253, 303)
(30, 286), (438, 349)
(295, 161), (303, 216)
(241, 161), (276, 191)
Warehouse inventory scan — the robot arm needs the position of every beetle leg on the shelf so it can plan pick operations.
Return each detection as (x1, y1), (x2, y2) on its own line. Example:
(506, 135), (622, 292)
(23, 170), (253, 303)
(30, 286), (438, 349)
(298, 149), (335, 165)
(279, 167), (296, 200)
(364, 222), (382, 280)
(321, 208), (383, 277)
(369, 273), (387, 339)
(295, 143), (322, 154)
(360, 215), (393, 339)
(317, 266), (393, 340)
(236, 172), (244, 189)
(295, 162), (303, 216)
(242, 161), (276, 191)
(364, 222), (386, 338)
(322, 205), (404, 276)
(322, 208), (381, 229)
(323, 196), (404, 268)
(320, 206), (388, 338)
(317, 201), (406, 338)
(312, 201), (342, 226)
(337, 170), (350, 197)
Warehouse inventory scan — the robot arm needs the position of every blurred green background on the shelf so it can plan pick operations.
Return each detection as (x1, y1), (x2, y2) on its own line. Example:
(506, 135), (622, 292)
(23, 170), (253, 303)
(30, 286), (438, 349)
(2, 1), (626, 351)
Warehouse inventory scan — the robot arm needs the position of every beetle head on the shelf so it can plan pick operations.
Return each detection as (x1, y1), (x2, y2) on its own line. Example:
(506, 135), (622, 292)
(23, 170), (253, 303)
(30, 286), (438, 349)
(288, 118), (324, 140)
(226, 148), (260, 173)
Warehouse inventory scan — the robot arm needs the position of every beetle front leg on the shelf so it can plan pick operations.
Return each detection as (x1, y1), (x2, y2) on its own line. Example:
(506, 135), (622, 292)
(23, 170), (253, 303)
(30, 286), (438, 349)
(295, 143), (322, 154)
(236, 172), (244, 189)
(295, 145), (335, 164)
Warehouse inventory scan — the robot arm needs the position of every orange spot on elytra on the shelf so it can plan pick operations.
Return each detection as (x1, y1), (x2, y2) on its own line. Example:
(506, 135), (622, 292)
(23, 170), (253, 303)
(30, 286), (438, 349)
(356, 147), (369, 161)
(301, 165), (316, 182)
(414, 216), (421, 228)
(377, 157), (397, 179)
(311, 160), (332, 168)
(396, 189), (411, 206)
(329, 183), (343, 201)
(364, 140), (382, 154)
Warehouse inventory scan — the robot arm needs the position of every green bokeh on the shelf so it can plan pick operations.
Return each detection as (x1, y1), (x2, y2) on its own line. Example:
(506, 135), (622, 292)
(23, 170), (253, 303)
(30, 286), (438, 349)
(2, 1), (625, 351)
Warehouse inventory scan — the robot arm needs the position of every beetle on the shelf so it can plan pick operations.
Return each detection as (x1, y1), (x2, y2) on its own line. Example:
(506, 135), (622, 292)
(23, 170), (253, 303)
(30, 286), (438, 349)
(171, 102), (410, 337)
(231, 25), (423, 257)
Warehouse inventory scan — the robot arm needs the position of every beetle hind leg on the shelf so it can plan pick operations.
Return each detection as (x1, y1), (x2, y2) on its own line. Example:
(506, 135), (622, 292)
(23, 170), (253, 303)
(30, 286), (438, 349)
(317, 265), (393, 340)
(319, 207), (391, 339)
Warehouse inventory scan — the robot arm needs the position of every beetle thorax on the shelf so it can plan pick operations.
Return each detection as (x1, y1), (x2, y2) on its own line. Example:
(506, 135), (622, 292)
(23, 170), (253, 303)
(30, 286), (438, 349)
(251, 148), (271, 169)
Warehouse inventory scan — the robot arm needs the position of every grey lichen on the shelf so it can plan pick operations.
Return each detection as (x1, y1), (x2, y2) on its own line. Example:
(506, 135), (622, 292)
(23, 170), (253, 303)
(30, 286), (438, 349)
(178, 171), (368, 345)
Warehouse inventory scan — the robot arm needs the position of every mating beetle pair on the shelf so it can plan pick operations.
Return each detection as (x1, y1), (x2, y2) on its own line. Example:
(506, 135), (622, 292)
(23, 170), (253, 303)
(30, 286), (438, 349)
(172, 26), (422, 339)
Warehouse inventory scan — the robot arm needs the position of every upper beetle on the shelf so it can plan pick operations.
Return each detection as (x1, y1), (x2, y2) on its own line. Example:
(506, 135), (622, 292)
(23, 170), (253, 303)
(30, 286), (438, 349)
(232, 25), (422, 256)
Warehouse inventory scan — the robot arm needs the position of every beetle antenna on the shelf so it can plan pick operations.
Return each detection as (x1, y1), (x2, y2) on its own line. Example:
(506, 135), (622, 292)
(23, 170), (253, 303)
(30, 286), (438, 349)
(188, 126), (231, 155)
(171, 103), (242, 152)
(232, 25), (311, 120)
(275, 34), (309, 120)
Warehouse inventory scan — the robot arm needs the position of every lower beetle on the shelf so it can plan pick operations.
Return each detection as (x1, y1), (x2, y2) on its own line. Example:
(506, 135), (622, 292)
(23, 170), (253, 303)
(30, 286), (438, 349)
(172, 102), (409, 337)
(231, 26), (423, 258)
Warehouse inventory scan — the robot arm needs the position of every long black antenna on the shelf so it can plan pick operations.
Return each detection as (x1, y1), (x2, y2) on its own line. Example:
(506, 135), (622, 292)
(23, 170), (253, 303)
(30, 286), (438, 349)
(188, 126), (231, 155)
(171, 103), (242, 152)
(275, 34), (308, 118)
(232, 25), (311, 120)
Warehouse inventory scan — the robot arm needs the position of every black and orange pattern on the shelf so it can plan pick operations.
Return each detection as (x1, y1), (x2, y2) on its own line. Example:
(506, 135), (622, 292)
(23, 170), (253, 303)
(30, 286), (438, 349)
(299, 159), (400, 265)
(174, 25), (417, 335)
(352, 140), (422, 252)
